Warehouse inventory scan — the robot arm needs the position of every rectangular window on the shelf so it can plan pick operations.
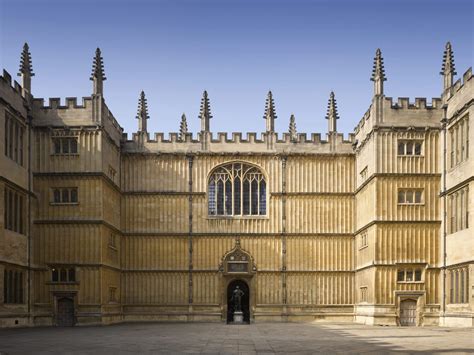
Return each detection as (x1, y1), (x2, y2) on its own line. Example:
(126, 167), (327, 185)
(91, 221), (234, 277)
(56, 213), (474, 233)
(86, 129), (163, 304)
(51, 267), (76, 283)
(109, 287), (117, 303)
(448, 267), (469, 304)
(51, 188), (79, 204)
(4, 187), (25, 234)
(398, 189), (423, 205)
(360, 166), (368, 182)
(449, 115), (469, 168)
(397, 269), (423, 283)
(397, 140), (423, 156)
(52, 137), (79, 155)
(3, 269), (24, 304)
(448, 185), (469, 234)
(359, 230), (368, 249)
(360, 287), (368, 303)
(4, 112), (25, 166)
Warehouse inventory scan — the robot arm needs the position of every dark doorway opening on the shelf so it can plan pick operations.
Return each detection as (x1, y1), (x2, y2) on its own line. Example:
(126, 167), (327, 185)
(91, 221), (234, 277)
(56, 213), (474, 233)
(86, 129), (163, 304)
(57, 297), (75, 326)
(227, 279), (250, 323)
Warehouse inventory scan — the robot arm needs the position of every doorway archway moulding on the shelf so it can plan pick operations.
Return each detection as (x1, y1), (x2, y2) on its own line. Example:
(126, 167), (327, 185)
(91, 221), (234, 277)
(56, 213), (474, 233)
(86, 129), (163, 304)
(218, 238), (257, 276)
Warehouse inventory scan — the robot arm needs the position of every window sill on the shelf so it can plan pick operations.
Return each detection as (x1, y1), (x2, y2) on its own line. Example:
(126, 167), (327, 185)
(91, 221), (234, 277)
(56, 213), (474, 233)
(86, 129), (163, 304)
(397, 203), (424, 206)
(47, 281), (79, 285)
(358, 245), (368, 251)
(50, 153), (80, 157)
(397, 281), (424, 284)
(108, 245), (118, 251)
(207, 215), (269, 220)
(397, 155), (423, 158)
(4, 229), (26, 236)
(50, 202), (79, 206)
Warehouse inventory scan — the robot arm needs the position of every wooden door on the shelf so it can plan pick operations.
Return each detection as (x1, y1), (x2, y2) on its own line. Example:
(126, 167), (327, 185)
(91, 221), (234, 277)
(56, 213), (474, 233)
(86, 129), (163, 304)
(400, 299), (417, 326)
(57, 297), (75, 326)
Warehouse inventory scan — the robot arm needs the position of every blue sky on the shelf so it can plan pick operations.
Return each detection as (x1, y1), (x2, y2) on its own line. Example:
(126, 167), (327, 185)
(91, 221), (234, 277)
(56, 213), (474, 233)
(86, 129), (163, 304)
(1, 0), (472, 136)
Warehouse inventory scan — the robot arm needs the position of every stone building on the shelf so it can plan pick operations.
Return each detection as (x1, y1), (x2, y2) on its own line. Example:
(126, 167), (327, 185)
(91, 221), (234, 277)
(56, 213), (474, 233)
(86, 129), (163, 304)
(0, 42), (472, 328)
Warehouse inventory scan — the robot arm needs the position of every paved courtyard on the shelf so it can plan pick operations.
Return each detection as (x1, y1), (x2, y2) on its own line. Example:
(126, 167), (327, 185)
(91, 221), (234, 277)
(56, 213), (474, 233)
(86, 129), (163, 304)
(0, 322), (472, 354)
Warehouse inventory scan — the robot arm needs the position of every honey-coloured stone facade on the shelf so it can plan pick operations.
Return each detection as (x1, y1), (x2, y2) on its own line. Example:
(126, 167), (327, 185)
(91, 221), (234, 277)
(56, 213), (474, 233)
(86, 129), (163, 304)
(0, 43), (472, 328)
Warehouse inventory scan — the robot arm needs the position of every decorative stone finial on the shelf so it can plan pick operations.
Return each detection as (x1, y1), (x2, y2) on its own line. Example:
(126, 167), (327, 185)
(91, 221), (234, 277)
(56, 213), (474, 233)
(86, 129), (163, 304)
(136, 90), (149, 133)
(90, 48), (106, 95)
(199, 90), (212, 132)
(18, 43), (34, 94)
(180, 113), (188, 141)
(441, 42), (456, 91)
(18, 43), (34, 77)
(371, 48), (386, 96)
(326, 91), (339, 133)
(288, 114), (297, 141)
(263, 91), (277, 132)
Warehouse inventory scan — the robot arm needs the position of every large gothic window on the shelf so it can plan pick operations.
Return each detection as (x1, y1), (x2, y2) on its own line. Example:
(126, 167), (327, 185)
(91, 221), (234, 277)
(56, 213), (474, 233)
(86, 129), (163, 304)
(208, 162), (267, 216)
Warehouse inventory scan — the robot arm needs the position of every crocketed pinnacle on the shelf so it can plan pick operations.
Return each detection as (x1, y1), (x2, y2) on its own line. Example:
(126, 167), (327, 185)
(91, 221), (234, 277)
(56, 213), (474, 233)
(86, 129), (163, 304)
(289, 114), (297, 140)
(90, 48), (106, 81)
(179, 113), (188, 140)
(371, 48), (386, 82)
(199, 90), (212, 132)
(136, 91), (149, 121)
(263, 91), (277, 120)
(18, 43), (34, 77)
(326, 91), (339, 121)
(440, 41), (456, 76)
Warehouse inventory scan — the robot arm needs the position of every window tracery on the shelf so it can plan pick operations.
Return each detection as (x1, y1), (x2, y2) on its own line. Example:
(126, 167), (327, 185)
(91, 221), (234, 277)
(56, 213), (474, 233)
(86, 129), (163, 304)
(208, 162), (266, 216)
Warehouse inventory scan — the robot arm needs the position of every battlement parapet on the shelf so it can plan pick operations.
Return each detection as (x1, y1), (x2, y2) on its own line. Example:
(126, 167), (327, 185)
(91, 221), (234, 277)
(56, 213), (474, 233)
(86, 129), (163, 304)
(354, 107), (372, 135)
(122, 131), (355, 155)
(452, 67), (472, 94)
(1, 69), (24, 96)
(32, 96), (93, 109)
(384, 97), (442, 110)
(123, 131), (354, 145)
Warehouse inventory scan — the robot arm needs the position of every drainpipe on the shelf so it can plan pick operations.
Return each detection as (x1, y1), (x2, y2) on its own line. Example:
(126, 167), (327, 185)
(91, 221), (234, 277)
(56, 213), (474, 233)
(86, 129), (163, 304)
(441, 105), (448, 317)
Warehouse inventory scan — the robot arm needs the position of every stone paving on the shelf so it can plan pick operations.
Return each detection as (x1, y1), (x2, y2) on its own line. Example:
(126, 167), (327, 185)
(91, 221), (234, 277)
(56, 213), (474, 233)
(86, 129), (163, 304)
(0, 322), (472, 354)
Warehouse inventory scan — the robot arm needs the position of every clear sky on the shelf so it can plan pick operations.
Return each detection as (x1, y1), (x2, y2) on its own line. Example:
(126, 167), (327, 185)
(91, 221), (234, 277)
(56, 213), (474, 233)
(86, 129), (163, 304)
(0, 0), (472, 137)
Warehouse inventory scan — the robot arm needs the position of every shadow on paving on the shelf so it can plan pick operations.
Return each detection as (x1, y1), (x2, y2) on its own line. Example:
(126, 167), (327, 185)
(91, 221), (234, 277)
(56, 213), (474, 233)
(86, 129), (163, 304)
(0, 322), (471, 354)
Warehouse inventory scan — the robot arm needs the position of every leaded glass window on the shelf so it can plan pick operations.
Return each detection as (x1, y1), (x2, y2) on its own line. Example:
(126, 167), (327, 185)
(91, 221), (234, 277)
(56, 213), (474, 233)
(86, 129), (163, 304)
(208, 162), (267, 216)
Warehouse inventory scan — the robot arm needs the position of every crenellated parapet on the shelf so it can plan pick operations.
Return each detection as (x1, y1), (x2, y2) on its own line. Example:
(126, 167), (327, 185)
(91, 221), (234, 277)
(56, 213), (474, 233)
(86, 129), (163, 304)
(383, 97), (442, 110)
(30, 96), (123, 145)
(122, 131), (355, 155)
(0, 70), (28, 116)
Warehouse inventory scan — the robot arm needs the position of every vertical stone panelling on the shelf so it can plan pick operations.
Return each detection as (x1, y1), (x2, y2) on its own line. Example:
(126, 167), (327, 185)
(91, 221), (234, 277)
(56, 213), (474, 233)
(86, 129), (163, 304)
(374, 267), (439, 305)
(192, 272), (219, 304)
(240, 237), (281, 271)
(286, 273), (354, 305)
(376, 177), (440, 221)
(286, 156), (355, 193)
(286, 237), (353, 271)
(356, 182), (376, 230)
(376, 224), (440, 265)
(376, 130), (440, 175)
(34, 224), (101, 264)
(121, 155), (189, 192)
(192, 237), (234, 270)
(34, 177), (103, 220)
(102, 181), (120, 229)
(122, 236), (188, 270)
(123, 272), (188, 304)
(256, 272), (282, 304)
(78, 267), (101, 305)
(286, 196), (353, 234)
(34, 130), (102, 173)
(122, 195), (188, 233)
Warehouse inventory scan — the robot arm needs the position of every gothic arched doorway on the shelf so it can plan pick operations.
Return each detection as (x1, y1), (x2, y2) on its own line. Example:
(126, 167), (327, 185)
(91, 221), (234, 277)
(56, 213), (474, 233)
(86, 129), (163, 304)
(227, 279), (250, 323)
